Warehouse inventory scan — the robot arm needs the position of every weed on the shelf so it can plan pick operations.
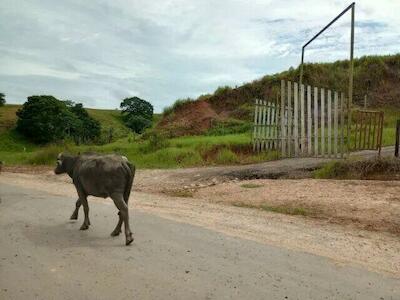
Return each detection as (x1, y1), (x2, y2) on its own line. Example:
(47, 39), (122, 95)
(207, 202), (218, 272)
(240, 183), (263, 188)
(233, 202), (310, 216)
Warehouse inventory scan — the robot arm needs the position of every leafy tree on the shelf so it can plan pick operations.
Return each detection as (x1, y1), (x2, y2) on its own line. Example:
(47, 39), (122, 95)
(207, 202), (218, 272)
(124, 115), (152, 134)
(0, 93), (5, 106)
(16, 95), (78, 144)
(120, 97), (153, 133)
(67, 102), (101, 143)
(16, 96), (101, 144)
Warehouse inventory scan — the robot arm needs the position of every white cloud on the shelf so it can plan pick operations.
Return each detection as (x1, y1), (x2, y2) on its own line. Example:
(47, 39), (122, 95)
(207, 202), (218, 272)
(0, 0), (399, 112)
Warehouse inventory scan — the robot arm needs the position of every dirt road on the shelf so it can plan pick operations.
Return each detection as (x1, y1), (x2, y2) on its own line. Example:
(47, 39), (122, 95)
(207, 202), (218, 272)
(1, 183), (399, 300)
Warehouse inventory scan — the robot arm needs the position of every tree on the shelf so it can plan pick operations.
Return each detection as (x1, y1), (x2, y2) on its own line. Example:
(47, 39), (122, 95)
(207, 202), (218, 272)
(16, 95), (78, 144)
(66, 102), (101, 143)
(124, 115), (152, 134)
(16, 96), (101, 144)
(0, 93), (5, 106)
(120, 97), (153, 133)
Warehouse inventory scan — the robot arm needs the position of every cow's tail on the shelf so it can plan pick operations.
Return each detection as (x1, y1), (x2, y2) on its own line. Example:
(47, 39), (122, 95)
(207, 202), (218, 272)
(123, 160), (135, 204)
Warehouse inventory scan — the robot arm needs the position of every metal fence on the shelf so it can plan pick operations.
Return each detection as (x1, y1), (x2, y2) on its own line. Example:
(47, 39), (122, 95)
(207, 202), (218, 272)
(253, 80), (348, 158)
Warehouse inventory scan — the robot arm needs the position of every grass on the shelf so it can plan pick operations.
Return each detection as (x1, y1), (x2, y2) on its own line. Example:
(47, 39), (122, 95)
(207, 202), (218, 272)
(0, 130), (278, 169)
(163, 189), (195, 198)
(233, 202), (310, 216)
(313, 157), (400, 180)
(0, 102), (398, 170)
(240, 183), (263, 188)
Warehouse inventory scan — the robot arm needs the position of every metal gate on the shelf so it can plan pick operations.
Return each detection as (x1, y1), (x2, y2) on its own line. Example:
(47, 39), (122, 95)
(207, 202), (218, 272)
(253, 80), (384, 158)
(350, 110), (384, 154)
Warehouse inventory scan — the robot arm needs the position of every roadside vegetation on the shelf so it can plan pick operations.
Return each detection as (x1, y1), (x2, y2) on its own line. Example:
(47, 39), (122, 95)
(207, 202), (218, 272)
(1, 54), (399, 169)
(313, 157), (400, 180)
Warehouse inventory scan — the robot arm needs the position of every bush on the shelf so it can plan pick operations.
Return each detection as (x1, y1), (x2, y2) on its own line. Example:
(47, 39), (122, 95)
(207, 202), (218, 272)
(215, 148), (238, 164)
(16, 96), (101, 144)
(28, 144), (76, 165)
(16, 95), (78, 144)
(141, 130), (170, 153)
(124, 115), (152, 134)
(0, 93), (5, 107)
(313, 157), (400, 179)
(207, 119), (252, 136)
(67, 102), (101, 143)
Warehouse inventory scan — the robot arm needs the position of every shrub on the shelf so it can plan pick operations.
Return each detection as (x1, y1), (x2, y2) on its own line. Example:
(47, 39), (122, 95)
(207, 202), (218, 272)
(141, 130), (170, 153)
(16, 95), (78, 144)
(124, 115), (152, 134)
(215, 148), (238, 164)
(0, 93), (5, 107)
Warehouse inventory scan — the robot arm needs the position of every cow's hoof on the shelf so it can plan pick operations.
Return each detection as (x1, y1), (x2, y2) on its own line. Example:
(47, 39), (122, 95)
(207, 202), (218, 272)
(125, 236), (134, 246)
(70, 213), (78, 220)
(80, 224), (89, 230)
(110, 230), (121, 237)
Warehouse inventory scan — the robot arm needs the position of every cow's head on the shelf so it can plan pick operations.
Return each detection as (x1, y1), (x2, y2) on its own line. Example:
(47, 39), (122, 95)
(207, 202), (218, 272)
(54, 153), (66, 174)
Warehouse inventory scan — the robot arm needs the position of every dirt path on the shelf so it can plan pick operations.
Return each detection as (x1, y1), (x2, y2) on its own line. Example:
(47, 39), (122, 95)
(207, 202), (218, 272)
(1, 169), (400, 277)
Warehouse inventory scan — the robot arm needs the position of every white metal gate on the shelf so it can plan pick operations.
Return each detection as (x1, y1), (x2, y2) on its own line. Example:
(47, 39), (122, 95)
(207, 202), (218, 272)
(253, 80), (349, 158)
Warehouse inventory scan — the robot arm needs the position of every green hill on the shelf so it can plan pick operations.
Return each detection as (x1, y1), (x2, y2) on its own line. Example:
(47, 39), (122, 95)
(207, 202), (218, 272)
(159, 54), (400, 137)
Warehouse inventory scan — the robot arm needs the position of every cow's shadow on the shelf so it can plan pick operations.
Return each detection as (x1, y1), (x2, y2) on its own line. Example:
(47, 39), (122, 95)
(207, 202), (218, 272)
(22, 219), (129, 248)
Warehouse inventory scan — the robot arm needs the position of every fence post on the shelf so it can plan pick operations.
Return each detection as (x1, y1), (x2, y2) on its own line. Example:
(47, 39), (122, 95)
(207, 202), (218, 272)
(395, 120), (400, 158)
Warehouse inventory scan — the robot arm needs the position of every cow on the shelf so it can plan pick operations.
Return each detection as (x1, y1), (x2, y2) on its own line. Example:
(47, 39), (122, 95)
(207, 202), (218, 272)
(54, 152), (135, 245)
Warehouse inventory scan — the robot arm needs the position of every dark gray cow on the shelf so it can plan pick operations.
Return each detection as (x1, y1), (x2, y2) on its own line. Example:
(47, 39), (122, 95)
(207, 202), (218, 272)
(54, 152), (135, 245)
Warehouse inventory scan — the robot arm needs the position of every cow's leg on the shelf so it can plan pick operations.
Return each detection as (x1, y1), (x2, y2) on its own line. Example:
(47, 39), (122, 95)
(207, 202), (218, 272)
(79, 196), (90, 230)
(111, 193), (133, 245)
(70, 199), (81, 220)
(110, 212), (123, 236)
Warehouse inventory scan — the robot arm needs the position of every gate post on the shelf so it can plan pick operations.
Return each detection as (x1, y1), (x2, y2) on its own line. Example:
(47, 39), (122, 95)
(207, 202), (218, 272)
(395, 120), (400, 158)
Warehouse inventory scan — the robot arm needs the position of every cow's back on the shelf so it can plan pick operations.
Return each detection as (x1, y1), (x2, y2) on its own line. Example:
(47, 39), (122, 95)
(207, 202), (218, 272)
(73, 155), (131, 198)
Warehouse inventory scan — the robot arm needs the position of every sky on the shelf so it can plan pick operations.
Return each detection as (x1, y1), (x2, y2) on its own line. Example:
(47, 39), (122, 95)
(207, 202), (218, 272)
(0, 0), (399, 112)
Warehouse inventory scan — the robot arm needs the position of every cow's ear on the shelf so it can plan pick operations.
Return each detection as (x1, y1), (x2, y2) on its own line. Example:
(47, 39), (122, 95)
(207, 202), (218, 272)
(57, 152), (62, 160)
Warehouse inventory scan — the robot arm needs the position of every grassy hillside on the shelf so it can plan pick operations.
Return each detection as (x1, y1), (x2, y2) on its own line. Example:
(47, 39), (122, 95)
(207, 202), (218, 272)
(159, 54), (400, 137)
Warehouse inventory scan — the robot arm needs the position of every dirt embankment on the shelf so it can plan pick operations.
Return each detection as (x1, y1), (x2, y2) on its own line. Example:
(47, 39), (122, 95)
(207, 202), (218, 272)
(157, 100), (219, 137)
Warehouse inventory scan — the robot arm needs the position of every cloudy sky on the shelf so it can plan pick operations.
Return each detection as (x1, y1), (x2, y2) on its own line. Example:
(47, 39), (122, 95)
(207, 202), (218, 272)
(1, 0), (399, 112)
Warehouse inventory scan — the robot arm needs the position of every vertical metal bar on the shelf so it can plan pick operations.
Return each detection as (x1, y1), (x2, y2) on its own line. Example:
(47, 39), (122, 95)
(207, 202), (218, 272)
(395, 120), (400, 157)
(314, 87), (319, 156)
(340, 92), (345, 157)
(378, 112), (384, 156)
(270, 101), (274, 149)
(367, 112), (372, 149)
(321, 88), (325, 157)
(307, 85), (312, 156)
(334, 91), (338, 157)
(327, 90), (332, 157)
(300, 84), (305, 155)
(371, 112), (377, 149)
(358, 112), (363, 150)
(363, 111), (368, 149)
(280, 81), (286, 157)
(287, 81), (292, 157)
(353, 111), (358, 150)
(257, 99), (264, 152)
(253, 99), (259, 152)
(261, 101), (267, 151)
(347, 4), (355, 155)
(294, 82), (299, 156)
(300, 49), (305, 87)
